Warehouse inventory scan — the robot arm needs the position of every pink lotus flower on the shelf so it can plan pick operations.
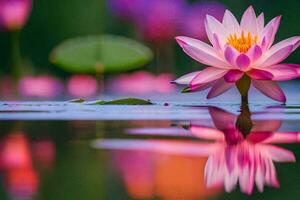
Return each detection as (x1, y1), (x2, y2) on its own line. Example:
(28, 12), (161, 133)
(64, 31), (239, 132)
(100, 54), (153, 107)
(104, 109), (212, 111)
(0, 0), (32, 31)
(67, 75), (98, 98)
(174, 6), (300, 102)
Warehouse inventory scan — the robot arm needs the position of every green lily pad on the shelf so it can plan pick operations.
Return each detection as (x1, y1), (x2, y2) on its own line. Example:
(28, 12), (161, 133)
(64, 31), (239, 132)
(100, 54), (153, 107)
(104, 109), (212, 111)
(285, 106), (300, 109)
(91, 98), (153, 105)
(68, 98), (85, 103)
(50, 35), (153, 73)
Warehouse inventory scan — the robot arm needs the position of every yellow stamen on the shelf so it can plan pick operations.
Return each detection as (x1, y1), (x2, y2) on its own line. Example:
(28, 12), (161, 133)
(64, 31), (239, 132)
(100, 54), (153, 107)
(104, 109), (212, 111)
(227, 31), (258, 53)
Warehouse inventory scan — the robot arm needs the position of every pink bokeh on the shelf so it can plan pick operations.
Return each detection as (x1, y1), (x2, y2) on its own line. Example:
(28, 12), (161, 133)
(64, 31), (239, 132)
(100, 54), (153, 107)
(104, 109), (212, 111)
(133, 0), (186, 43)
(67, 75), (98, 98)
(109, 71), (175, 94)
(0, 133), (39, 199)
(18, 75), (63, 99)
(0, 0), (32, 31)
(180, 2), (226, 40)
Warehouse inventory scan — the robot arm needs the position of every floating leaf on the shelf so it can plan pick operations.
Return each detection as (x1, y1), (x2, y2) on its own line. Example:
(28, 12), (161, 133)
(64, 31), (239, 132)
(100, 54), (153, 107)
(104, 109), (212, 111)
(285, 106), (300, 109)
(50, 35), (153, 73)
(91, 98), (153, 105)
(69, 99), (85, 103)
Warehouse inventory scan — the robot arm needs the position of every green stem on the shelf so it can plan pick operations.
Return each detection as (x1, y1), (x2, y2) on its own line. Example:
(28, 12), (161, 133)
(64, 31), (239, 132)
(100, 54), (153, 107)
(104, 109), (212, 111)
(236, 75), (251, 104)
(10, 31), (22, 81)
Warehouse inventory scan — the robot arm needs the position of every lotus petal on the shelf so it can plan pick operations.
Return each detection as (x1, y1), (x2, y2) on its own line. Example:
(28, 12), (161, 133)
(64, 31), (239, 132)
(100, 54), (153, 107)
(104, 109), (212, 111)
(207, 78), (234, 99)
(241, 6), (258, 34)
(190, 67), (228, 86)
(252, 80), (286, 102)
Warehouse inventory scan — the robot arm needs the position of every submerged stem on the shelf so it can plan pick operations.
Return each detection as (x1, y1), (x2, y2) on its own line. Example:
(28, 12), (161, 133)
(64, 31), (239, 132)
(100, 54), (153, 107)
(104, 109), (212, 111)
(236, 103), (253, 137)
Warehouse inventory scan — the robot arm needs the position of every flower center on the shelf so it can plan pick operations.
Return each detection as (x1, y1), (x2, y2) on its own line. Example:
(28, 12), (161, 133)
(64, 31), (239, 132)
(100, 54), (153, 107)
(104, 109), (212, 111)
(227, 31), (258, 53)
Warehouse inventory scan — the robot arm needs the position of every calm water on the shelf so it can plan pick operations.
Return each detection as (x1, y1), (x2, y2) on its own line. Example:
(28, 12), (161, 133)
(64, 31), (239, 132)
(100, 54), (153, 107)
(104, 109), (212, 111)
(1, 88), (300, 199)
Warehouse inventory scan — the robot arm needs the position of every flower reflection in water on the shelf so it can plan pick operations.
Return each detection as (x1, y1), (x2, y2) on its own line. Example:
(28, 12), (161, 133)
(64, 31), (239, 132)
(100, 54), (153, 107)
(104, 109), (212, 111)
(94, 105), (300, 196)
(192, 105), (297, 194)
(112, 151), (217, 200)
(0, 132), (55, 199)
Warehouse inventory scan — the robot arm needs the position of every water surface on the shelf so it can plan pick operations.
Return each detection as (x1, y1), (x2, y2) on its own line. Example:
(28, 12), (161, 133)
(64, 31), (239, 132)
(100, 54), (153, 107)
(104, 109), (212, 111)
(1, 90), (300, 199)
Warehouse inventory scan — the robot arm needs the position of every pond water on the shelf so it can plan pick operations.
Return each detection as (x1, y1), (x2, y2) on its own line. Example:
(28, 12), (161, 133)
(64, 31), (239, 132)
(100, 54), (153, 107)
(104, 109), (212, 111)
(1, 85), (300, 200)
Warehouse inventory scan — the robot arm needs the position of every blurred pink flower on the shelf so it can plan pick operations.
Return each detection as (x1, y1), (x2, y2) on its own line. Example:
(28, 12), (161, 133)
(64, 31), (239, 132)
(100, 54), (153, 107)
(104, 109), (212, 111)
(108, 0), (141, 21)
(174, 6), (300, 102)
(0, 0), (32, 31)
(67, 75), (98, 98)
(133, 0), (186, 43)
(109, 71), (175, 94)
(18, 75), (63, 99)
(180, 2), (226, 40)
